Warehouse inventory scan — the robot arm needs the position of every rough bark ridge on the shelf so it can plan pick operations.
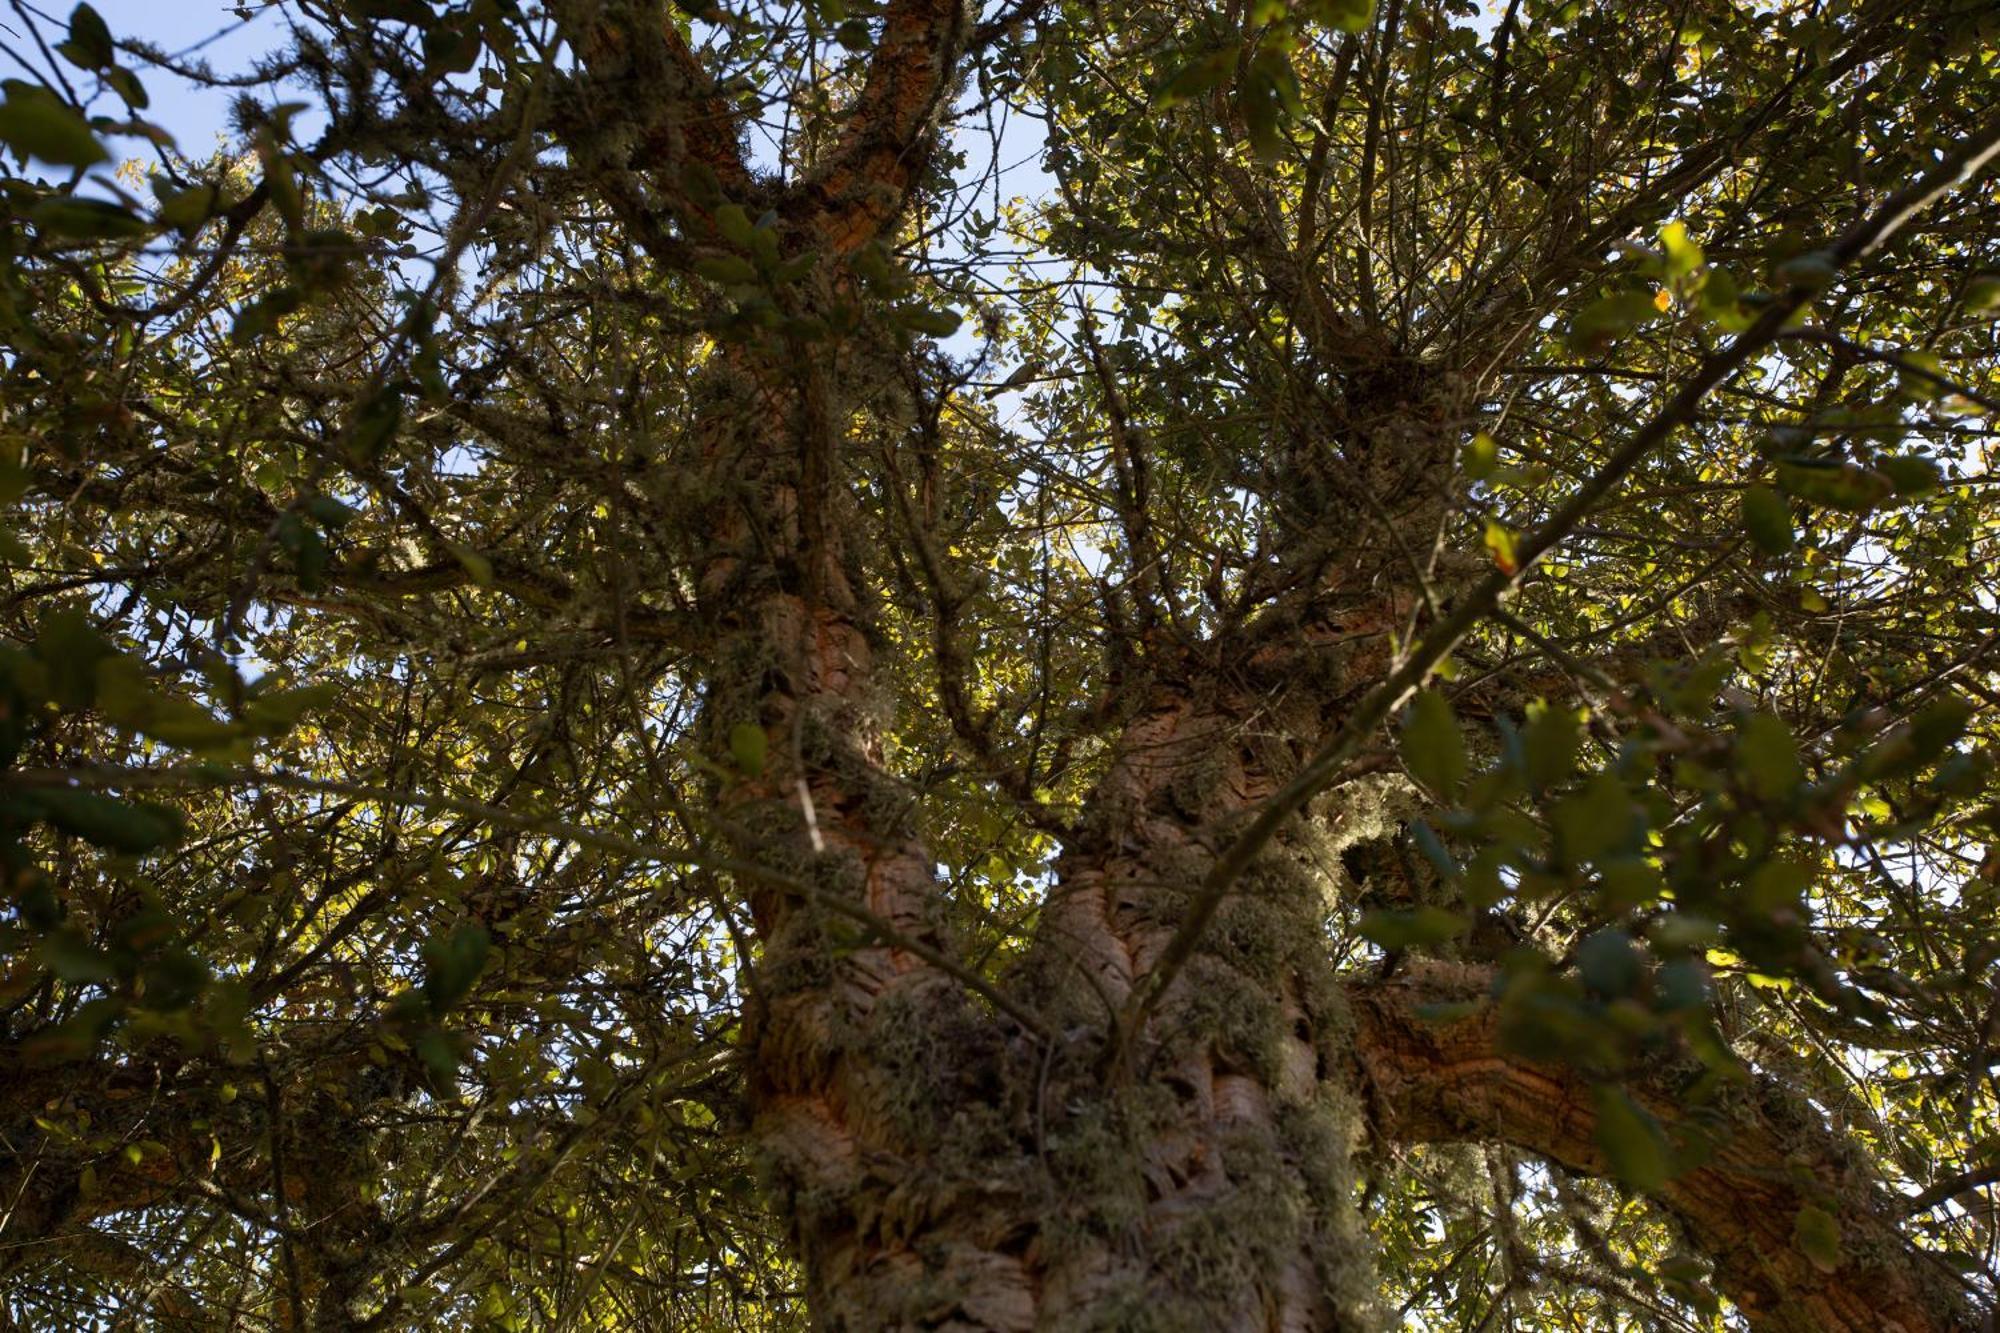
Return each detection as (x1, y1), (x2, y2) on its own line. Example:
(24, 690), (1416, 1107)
(693, 345), (1380, 1329)
(1351, 969), (1978, 1333)
(539, 4), (1981, 1329)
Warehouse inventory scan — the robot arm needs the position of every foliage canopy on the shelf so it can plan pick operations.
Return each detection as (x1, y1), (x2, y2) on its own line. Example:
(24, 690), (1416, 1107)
(1, 0), (1999, 1329)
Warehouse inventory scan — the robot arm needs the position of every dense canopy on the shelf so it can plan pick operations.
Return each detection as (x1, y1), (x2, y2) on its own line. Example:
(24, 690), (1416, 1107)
(1, 0), (1999, 1328)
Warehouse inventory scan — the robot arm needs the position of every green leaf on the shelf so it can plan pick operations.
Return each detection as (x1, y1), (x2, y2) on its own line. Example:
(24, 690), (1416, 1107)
(1655, 958), (1710, 1012)
(41, 927), (119, 984)
(1461, 431), (1499, 481)
(1697, 267), (1745, 327)
(1400, 689), (1466, 796)
(29, 788), (184, 853)
(1599, 857), (1665, 911)
(1300, 0), (1377, 32)
(694, 255), (758, 285)
(29, 196), (148, 241)
(1553, 773), (1638, 863)
(243, 682), (339, 733)
(1793, 1204), (1843, 1273)
(230, 287), (303, 344)
(1357, 907), (1467, 951)
(1737, 712), (1802, 802)
(1522, 704), (1581, 790)
(729, 722), (768, 777)
(1240, 47), (1302, 159)
(1593, 1084), (1669, 1192)
(771, 252), (818, 285)
(1482, 518), (1519, 573)
(1775, 250), (1837, 291)
(1155, 47), (1236, 107)
(897, 306), (962, 337)
(1409, 819), (1458, 881)
(1659, 220), (1703, 280)
(0, 85), (106, 167)
(1744, 859), (1808, 915)
(1908, 696), (1972, 764)
(65, 5), (115, 69)
(1774, 459), (1891, 513)
(422, 19), (483, 74)
(1741, 485), (1795, 556)
(156, 183), (219, 232)
(1577, 929), (1643, 998)
(445, 542), (494, 587)
(1876, 454), (1940, 497)
(421, 923), (490, 1014)
(347, 388), (404, 462)
(1568, 289), (1659, 351)
(103, 66), (147, 111)
(304, 494), (355, 527)
(711, 203), (755, 249)
(1967, 274), (2000, 315)
(32, 607), (116, 708)
(415, 1026), (468, 1084)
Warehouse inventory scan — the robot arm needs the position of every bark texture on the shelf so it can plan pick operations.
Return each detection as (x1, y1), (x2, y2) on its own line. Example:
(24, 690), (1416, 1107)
(549, 1), (1987, 1326)
(1351, 966), (1981, 1333)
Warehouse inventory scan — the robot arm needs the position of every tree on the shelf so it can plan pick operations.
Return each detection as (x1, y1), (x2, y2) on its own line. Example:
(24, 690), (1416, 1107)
(0, 0), (1997, 1326)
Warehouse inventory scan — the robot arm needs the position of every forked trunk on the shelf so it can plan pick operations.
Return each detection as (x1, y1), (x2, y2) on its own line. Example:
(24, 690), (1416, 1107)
(694, 335), (1378, 1329)
(692, 329), (1977, 1331)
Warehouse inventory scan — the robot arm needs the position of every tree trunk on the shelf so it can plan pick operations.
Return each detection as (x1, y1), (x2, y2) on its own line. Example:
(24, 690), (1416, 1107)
(694, 313), (1379, 1328)
(538, 6), (1985, 1328)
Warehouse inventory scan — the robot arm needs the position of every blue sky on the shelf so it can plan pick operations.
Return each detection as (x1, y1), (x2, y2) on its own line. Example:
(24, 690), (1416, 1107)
(32, 2), (286, 154)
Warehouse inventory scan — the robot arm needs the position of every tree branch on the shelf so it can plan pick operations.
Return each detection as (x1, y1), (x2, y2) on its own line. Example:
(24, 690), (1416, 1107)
(1347, 967), (1982, 1333)
(779, 0), (969, 253)
(1118, 118), (2000, 1055)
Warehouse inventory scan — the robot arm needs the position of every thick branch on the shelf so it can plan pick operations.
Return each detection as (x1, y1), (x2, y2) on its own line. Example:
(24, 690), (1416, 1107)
(780, 0), (968, 253)
(1348, 968), (1981, 1333)
(552, 0), (753, 227)
(1122, 117), (2000, 1048)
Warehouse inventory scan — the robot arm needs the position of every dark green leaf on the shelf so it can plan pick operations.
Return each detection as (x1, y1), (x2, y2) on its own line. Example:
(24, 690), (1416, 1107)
(1357, 907), (1467, 951)
(421, 923), (491, 1014)
(1522, 704), (1581, 790)
(67, 4), (115, 68)
(29, 196), (149, 241)
(1775, 459), (1891, 513)
(0, 86), (106, 167)
(1553, 774), (1638, 863)
(1155, 47), (1236, 107)
(1737, 713), (1803, 802)
(29, 788), (184, 853)
(1568, 289), (1658, 351)
(1877, 454), (1940, 497)
(1741, 485), (1795, 556)
(729, 722), (768, 777)
(897, 306), (962, 337)
(1577, 929), (1643, 998)
(1793, 1204), (1843, 1273)
(695, 255), (758, 285)
(41, 927), (118, 984)
(1400, 689), (1466, 796)
(1593, 1084), (1669, 1192)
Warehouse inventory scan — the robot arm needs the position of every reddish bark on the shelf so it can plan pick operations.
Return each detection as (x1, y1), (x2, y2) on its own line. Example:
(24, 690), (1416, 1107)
(782, 0), (971, 253)
(1349, 967), (1979, 1333)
